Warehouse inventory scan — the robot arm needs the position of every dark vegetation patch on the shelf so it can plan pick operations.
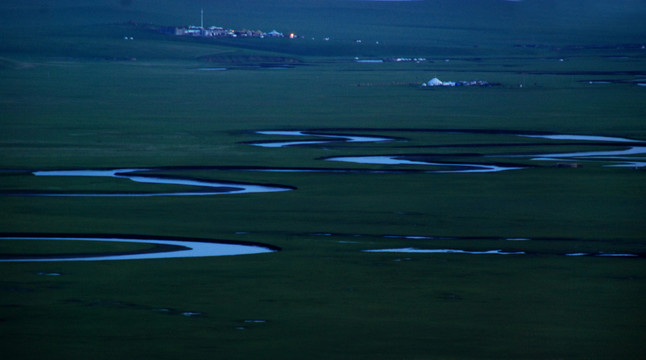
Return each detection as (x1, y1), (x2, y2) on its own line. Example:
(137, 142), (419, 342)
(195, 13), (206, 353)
(63, 298), (205, 318)
(298, 128), (646, 143)
(520, 70), (646, 76)
(308, 231), (646, 258)
(0, 57), (35, 70)
(579, 78), (646, 85)
(305, 128), (556, 135)
(0, 242), (186, 260)
(514, 43), (646, 51)
(197, 54), (303, 65)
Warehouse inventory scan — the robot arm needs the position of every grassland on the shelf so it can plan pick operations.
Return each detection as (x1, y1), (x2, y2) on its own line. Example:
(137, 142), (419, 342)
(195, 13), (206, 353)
(1, 1), (645, 359)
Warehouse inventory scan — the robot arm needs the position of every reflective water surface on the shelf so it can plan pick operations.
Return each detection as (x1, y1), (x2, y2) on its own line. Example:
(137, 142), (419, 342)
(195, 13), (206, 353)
(29, 169), (292, 196)
(0, 236), (277, 262)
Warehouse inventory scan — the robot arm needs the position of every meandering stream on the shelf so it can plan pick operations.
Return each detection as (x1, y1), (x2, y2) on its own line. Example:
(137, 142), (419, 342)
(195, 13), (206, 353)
(25, 169), (293, 197)
(255, 129), (646, 171)
(0, 235), (278, 262)
(2, 128), (643, 261)
(325, 156), (524, 173)
(251, 130), (394, 147)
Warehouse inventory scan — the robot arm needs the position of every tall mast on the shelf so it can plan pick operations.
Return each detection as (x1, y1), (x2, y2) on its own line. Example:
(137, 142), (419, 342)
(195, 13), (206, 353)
(200, 9), (204, 28)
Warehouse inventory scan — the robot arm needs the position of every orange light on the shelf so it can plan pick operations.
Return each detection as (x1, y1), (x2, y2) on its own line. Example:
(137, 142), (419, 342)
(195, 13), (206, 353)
(289, 33), (295, 39)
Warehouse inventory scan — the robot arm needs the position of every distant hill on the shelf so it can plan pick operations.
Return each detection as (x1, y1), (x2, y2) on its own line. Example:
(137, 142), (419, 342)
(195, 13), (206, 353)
(1, 0), (645, 60)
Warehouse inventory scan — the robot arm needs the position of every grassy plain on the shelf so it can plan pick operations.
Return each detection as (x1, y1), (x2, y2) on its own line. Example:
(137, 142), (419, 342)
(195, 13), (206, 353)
(1, 1), (646, 359)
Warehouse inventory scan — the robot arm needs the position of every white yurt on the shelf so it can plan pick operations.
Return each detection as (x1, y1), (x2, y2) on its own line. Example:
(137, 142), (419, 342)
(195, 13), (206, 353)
(427, 78), (443, 86)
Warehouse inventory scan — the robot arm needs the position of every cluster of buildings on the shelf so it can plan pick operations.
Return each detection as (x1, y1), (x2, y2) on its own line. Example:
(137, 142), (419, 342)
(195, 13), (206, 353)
(384, 57), (427, 63)
(159, 9), (292, 39)
(354, 57), (428, 63)
(163, 26), (288, 39)
(422, 78), (496, 87)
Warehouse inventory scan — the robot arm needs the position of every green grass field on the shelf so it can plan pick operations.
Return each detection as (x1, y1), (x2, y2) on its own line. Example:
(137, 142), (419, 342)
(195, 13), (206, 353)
(1, 1), (645, 359)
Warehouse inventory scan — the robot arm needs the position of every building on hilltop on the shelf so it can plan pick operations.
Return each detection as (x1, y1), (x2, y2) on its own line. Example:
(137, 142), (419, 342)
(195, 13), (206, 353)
(159, 10), (286, 39)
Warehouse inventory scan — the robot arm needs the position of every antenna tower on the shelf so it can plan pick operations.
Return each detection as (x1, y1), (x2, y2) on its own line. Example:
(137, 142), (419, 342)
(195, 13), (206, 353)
(200, 9), (204, 28)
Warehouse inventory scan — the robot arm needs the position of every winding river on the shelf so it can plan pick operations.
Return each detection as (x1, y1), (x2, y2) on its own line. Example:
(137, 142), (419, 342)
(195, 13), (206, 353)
(25, 169), (293, 197)
(5, 129), (643, 198)
(325, 156), (524, 173)
(3, 128), (644, 262)
(0, 235), (278, 262)
(251, 130), (394, 147)
(254, 129), (646, 171)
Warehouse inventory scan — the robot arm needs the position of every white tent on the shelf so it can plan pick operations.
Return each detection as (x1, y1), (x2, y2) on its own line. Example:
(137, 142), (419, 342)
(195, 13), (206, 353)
(427, 78), (443, 86)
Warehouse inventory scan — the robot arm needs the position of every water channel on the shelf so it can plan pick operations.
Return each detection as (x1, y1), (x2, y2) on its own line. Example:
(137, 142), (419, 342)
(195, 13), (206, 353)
(254, 129), (646, 170)
(0, 236), (278, 262)
(3, 129), (644, 261)
(26, 169), (293, 197)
